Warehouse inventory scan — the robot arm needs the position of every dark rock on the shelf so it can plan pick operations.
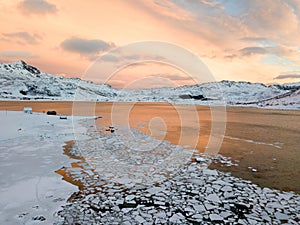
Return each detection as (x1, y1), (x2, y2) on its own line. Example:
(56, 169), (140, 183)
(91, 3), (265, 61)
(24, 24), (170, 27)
(32, 215), (46, 221)
(179, 94), (207, 100)
(19, 90), (27, 95)
(230, 202), (252, 218)
(47, 110), (57, 115)
(20, 60), (40, 75)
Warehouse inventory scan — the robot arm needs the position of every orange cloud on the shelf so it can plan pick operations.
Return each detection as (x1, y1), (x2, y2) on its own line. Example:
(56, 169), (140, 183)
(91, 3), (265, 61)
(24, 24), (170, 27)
(0, 0), (299, 87)
(18, 0), (57, 15)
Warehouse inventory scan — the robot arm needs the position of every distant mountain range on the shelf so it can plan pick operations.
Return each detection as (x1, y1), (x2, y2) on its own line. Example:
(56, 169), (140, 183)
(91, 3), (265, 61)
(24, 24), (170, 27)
(0, 60), (299, 109)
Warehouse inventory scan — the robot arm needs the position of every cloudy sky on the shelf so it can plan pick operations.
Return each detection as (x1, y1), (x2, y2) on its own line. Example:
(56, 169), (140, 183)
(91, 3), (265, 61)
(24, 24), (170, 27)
(1, 0), (300, 88)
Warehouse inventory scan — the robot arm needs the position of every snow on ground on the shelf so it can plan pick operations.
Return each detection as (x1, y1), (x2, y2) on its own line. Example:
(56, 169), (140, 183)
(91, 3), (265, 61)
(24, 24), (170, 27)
(250, 89), (300, 110)
(1, 110), (300, 224)
(56, 163), (300, 224)
(0, 61), (299, 110)
(0, 61), (118, 101)
(1, 61), (299, 224)
(0, 111), (95, 225)
(54, 119), (300, 224)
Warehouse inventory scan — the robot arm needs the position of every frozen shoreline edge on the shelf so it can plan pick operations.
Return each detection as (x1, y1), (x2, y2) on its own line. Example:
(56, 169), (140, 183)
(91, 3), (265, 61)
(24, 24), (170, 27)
(0, 99), (299, 111)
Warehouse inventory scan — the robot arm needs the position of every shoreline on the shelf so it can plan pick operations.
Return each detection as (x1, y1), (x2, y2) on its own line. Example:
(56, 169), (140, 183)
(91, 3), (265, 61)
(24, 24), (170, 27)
(0, 101), (299, 193)
(49, 118), (300, 224)
(0, 99), (299, 111)
(1, 110), (299, 224)
(0, 110), (98, 224)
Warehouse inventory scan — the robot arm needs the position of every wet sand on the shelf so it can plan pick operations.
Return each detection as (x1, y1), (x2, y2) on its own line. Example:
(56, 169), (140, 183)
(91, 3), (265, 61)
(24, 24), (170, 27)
(1, 101), (299, 193)
(55, 141), (85, 190)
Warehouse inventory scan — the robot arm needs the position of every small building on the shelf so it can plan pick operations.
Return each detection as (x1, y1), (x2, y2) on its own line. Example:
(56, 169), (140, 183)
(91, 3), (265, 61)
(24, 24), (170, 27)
(23, 107), (32, 114)
(59, 115), (67, 120)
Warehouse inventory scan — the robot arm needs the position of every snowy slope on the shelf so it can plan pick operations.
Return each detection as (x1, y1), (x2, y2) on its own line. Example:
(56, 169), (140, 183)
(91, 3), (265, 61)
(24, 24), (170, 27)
(247, 89), (300, 110)
(0, 60), (118, 101)
(0, 61), (299, 109)
(120, 81), (289, 104)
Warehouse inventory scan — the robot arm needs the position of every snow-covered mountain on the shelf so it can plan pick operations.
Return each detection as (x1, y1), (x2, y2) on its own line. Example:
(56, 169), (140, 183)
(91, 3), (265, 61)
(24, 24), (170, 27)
(245, 89), (300, 110)
(0, 61), (299, 109)
(0, 60), (118, 101)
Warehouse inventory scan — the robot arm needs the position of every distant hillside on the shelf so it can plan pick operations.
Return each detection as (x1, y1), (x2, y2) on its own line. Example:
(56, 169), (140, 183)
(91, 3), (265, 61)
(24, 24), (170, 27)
(246, 89), (300, 110)
(0, 61), (299, 109)
(0, 60), (118, 100)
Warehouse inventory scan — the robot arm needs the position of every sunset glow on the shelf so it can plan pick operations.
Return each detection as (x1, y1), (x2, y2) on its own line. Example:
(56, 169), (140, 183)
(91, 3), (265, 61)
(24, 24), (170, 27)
(1, 0), (300, 88)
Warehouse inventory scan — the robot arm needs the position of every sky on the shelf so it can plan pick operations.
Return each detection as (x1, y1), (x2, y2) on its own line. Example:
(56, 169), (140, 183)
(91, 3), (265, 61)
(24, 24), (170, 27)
(0, 0), (300, 89)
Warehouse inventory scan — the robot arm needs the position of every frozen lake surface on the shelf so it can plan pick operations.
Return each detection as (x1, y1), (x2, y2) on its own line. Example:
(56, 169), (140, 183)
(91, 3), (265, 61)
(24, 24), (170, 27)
(0, 110), (299, 224)
(0, 111), (92, 224)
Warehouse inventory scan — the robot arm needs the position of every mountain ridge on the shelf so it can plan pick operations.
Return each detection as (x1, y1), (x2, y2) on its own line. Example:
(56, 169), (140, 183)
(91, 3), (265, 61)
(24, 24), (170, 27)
(0, 61), (299, 109)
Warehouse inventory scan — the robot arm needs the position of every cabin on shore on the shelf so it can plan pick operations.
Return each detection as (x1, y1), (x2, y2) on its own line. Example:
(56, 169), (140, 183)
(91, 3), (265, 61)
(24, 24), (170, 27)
(23, 107), (32, 114)
(59, 115), (67, 119)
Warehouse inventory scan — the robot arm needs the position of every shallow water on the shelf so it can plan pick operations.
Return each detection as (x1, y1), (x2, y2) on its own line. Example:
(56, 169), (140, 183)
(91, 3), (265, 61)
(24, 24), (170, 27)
(0, 101), (299, 193)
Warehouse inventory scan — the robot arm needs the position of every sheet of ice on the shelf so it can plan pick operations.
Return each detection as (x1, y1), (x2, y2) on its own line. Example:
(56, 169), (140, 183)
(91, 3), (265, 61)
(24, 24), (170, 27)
(72, 121), (195, 185)
(224, 135), (284, 149)
(0, 111), (92, 224)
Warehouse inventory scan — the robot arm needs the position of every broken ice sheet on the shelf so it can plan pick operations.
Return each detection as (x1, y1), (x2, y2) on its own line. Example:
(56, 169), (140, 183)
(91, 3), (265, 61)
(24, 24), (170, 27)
(73, 121), (194, 185)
